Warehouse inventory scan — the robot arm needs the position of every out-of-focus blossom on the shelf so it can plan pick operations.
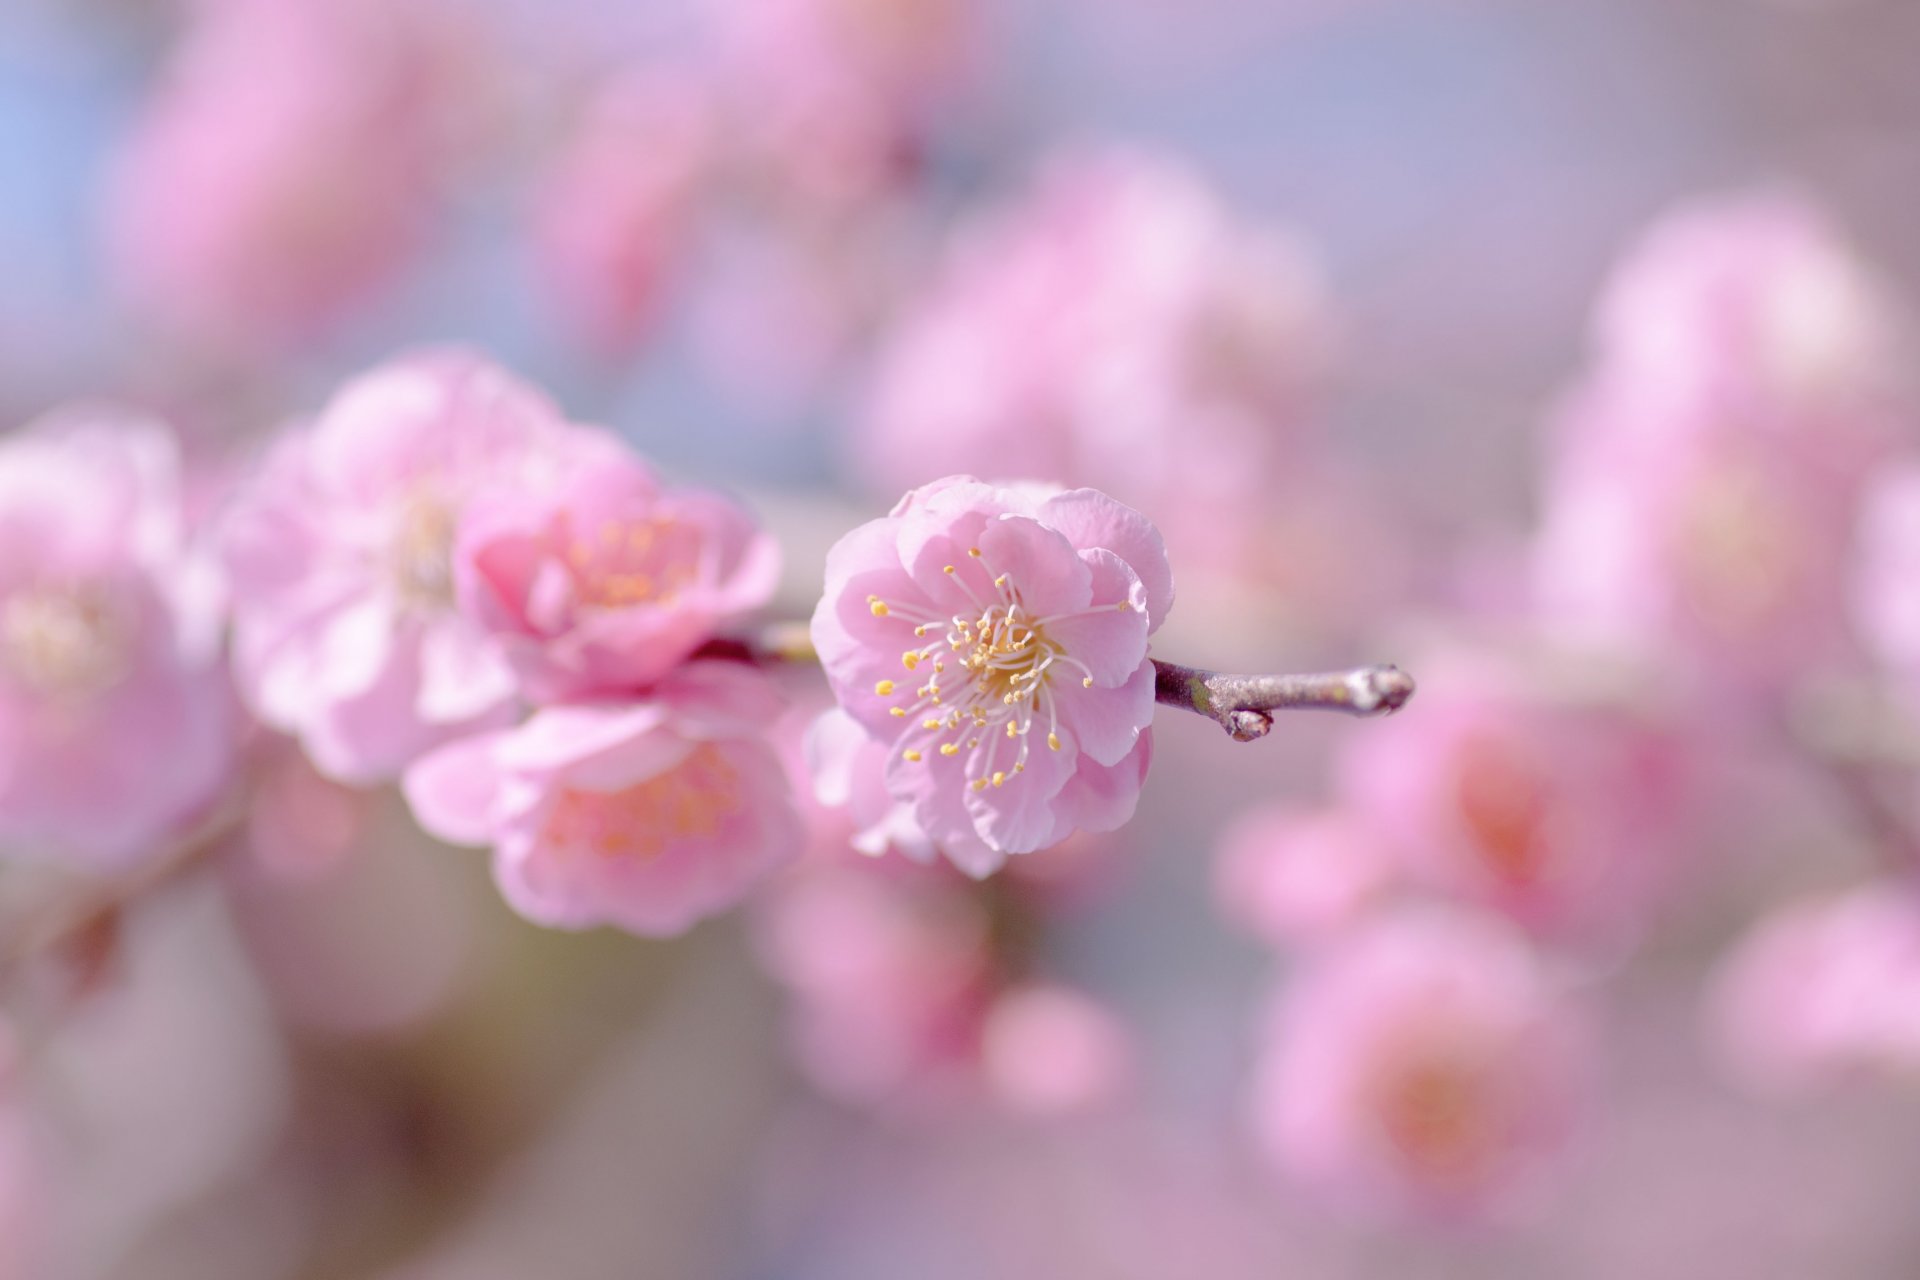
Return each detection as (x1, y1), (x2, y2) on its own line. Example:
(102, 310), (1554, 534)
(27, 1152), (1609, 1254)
(1335, 663), (1694, 944)
(222, 352), (625, 783)
(106, 0), (462, 352)
(1534, 194), (1908, 692)
(811, 477), (1171, 874)
(0, 410), (231, 867)
(534, 68), (718, 358)
(752, 860), (995, 1107)
(455, 453), (777, 703)
(403, 662), (800, 935)
(856, 149), (1330, 578)
(1592, 193), (1906, 446)
(1851, 462), (1920, 703)
(1709, 885), (1920, 1095)
(1213, 807), (1397, 948)
(1250, 910), (1590, 1220)
(980, 984), (1133, 1116)
(715, 0), (980, 209)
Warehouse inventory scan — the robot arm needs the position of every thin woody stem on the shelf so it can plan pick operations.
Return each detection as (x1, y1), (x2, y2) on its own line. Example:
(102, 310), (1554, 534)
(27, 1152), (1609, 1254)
(1152, 660), (1416, 742)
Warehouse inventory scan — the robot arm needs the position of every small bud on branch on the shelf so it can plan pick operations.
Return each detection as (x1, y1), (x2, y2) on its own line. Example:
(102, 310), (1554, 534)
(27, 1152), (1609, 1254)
(1152, 660), (1417, 742)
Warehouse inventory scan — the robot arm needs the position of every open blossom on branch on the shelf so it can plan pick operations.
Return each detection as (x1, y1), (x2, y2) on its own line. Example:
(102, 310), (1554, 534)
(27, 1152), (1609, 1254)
(403, 663), (800, 935)
(810, 477), (1172, 875)
(454, 452), (778, 704)
(1250, 910), (1590, 1220)
(222, 351), (627, 783)
(0, 410), (232, 866)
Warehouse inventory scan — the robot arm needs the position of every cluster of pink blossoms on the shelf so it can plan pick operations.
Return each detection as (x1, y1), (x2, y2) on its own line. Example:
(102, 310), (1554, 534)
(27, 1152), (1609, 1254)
(219, 351), (798, 934)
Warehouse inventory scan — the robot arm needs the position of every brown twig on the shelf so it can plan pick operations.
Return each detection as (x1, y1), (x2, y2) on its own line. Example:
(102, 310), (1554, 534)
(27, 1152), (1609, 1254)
(1152, 660), (1416, 742)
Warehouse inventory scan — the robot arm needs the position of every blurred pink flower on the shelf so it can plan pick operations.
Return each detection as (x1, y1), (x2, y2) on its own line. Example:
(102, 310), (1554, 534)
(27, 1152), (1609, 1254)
(0, 410), (232, 867)
(1534, 194), (1907, 691)
(454, 452), (778, 703)
(1213, 807), (1397, 948)
(534, 68), (718, 358)
(106, 0), (460, 351)
(1593, 192), (1906, 450)
(811, 477), (1171, 873)
(403, 662), (800, 935)
(1709, 884), (1920, 1095)
(222, 352), (627, 783)
(980, 984), (1134, 1116)
(1334, 663), (1694, 944)
(752, 860), (995, 1107)
(856, 149), (1331, 579)
(1251, 910), (1590, 1220)
(1852, 461), (1920, 699)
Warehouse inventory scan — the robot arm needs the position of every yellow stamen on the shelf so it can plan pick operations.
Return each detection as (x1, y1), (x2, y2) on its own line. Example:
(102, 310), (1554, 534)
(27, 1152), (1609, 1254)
(870, 600), (890, 617)
(1048, 733), (1062, 751)
(940, 743), (960, 756)
(891, 707), (907, 718)
(903, 749), (923, 763)
(971, 778), (988, 791)
(875, 680), (896, 696)
(903, 652), (920, 670)
(992, 771), (1006, 788)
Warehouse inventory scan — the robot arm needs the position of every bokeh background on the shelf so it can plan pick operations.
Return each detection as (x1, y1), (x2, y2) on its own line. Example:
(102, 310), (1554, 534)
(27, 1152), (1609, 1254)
(6, 0), (1920, 1276)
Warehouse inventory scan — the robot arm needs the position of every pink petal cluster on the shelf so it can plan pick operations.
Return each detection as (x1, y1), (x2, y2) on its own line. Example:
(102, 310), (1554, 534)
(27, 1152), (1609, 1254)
(106, 0), (462, 351)
(1250, 910), (1590, 1220)
(0, 410), (232, 867)
(856, 149), (1330, 576)
(405, 663), (799, 935)
(1533, 194), (1906, 691)
(454, 453), (779, 703)
(811, 476), (1172, 875)
(1709, 885), (1920, 1095)
(533, 69), (719, 358)
(1332, 661), (1696, 945)
(222, 351), (626, 783)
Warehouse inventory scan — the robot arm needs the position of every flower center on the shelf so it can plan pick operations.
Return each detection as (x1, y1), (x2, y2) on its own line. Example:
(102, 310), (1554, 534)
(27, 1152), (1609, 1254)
(0, 582), (132, 700)
(540, 744), (743, 862)
(865, 546), (1129, 793)
(1375, 1047), (1498, 1185)
(561, 516), (699, 610)
(389, 493), (458, 611)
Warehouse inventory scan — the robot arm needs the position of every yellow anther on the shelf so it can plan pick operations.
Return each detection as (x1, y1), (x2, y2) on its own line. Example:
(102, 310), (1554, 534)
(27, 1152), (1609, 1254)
(994, 575), (1008, 588)
(992, 771), (1006, 788)
(940, 743), (960, 756)
(903, 749), (923, 763)
(1048, 733), (1062, 751)
(923, 718), (942, 730)
(1082, 677), (1094, 688)
(1014, 762), (1026, 773)
(1116, 600), (1133, 611)
(971, 778), (989, 792)
(968, 738), (980, 748)
(875, 680), (896, 696)
(891, 708), (907, 718)
(943, 565), (957, 575)
(1006, 721), (1017, 738)
(903, 652), (920, 670)
(870, 600), (891, 617)
(968, 547), (983, 558)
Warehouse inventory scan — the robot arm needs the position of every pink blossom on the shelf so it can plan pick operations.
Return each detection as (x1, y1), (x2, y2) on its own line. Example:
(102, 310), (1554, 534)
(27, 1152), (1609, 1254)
(980, 984), (1134, 1116)
(1592, 192), (1905, 450)
(0, 409), (232, 867)
(1213, 807), (1397, 948)
(534, 68), (718, 358)
(752, 860), (995, 1107)
(804, 706), (1001, 876)
(222, 352), (628, 783)
(1251, 910), (1590, 1220)
(106, 0), (459, 351)
(402, 662), (800, 935)
(1333, 662), (1694, 944)
(1852, 461), (1920, 700)
(453, 453), (778, 703)
(1709, 885), (1920, 1094)
(810, 476), (1172, 874)
(1534, 194), (1907, 691)
(855, 149), (1330, 579)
